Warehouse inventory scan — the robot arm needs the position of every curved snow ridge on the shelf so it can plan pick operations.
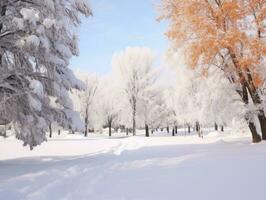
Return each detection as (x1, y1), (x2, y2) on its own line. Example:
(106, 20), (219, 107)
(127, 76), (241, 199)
(111, 154), (197, 171)
(110, 137), (143, 155)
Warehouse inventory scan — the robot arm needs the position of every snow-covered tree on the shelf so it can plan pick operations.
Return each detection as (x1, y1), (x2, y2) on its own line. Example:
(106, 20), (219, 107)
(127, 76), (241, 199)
(164, 51), (244, 136)
(138, 83), (167, 137)
(146, 90), (170, 135)
(163, 88), (178, 134)
(0, 0), (92, 148)
(73, 71), (98, 136)
(94, 77), (121, 137)
(160, 0), (266, 142)
(112, 47), (157, 136)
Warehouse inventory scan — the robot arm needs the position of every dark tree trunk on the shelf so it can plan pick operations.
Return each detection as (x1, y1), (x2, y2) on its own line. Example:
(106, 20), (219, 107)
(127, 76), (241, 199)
(84, 118), (88, 137)
(108, 121), (112, 137)
(228, 50), (261, 143)
(132, 97), (137, 136)
(244, 68), (266, 140)
(214, 123), (218, 131)
(221, 125), (224, 132)
(248, 121), (262, 143)
(145, 124), (149, 137)
(257, 113), (266, 140)
(241, 83), (261, 143)
(172, 128), (175, 136)
(4, 125), (7, 137)
(1, 125), (7, 137)
(196, 121), (201, 137)
(195, 122), (199, 132)
(166, 126), (169, 133)
(84, 107), (88, 137)
(161, 128), (163, 132)
(126, 128), (129, 135)
(175, 126), (178, 134)
(58, 129), (61, 135)
(133, 117), (136, 136)
(49, 124), (52, 138)
(188, 124), (191, 133)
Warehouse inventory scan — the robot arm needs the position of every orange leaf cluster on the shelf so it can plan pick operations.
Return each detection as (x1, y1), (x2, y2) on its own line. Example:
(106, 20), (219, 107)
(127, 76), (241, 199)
(160, 0), (266, 88)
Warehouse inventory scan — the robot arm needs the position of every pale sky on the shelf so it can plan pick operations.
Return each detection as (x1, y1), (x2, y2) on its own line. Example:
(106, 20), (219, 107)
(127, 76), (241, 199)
(70, 0), (168, 75)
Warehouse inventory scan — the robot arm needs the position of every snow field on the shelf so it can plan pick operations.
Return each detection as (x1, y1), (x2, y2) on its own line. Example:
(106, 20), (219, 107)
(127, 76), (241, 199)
(0, 131), (266, 200)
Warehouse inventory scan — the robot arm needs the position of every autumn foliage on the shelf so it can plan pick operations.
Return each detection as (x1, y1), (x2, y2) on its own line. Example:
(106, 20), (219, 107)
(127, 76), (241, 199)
(159, 0), (266, 87)
(160, 0), (266, 142)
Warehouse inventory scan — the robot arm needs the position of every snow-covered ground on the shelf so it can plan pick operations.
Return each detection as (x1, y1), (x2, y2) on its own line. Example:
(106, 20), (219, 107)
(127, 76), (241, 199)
(1, 131), (266, 200)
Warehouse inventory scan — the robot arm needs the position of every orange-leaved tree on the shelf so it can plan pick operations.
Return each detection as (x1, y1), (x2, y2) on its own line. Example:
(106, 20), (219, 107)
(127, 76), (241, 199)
(159, 0), (266, 143)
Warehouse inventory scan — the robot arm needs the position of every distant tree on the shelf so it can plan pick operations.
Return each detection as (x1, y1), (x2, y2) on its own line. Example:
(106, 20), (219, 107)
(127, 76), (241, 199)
(73, 72), (98, 136)
(112, 47), (156, 136)
(164, 51), (243, 136)
(94, 77), (121, 137)
(137, 70), (161, 137)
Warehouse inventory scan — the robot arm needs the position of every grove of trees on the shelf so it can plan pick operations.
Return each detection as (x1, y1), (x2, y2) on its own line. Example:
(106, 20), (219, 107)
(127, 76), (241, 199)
(159, 0), (266, 143)
(1, 0), (266, 147)
(71, 45), (252, 141)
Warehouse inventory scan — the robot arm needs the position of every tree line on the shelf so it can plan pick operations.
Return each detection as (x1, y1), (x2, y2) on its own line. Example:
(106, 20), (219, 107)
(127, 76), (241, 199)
(1, 0), (266, 148)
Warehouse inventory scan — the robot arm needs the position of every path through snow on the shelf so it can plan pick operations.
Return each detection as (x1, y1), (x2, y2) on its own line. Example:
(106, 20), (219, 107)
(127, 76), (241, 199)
(0, 134), (266, 200)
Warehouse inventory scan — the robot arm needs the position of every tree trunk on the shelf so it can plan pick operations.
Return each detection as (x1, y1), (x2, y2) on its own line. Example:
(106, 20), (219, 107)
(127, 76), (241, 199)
(244, 68), (266, 140)
(241, 83), (261, 143)
(248, 121), (262, 143)
(188, 124), (191, 133)
(84, 122), (88, 136)
(195, 122), (199, 132)
(49, 123), (52, 138)
(221, 125), (224, 132)
(196, 121), (200, 137)
(84, 107), (88, 137)
(214, 122), (218, 131)
(166, 126), (169, 133)
(132, 117), (136, 136)
(58, 129), (61, 135)
(108, 121), (112, 137)
(172, 128), (175, 136)
(175, 126), (178, 134)
(132, 98), (136, 136)
(228, 50), (261, 143)
(126, 128), (129, 136)
(145, 124), (149, 137)
(2, 124), (7, 137)
(257, 112), (266, 140)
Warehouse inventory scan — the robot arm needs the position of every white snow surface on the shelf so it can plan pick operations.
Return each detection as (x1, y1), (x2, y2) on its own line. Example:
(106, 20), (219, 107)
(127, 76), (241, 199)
(0, 131), (266, 200)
